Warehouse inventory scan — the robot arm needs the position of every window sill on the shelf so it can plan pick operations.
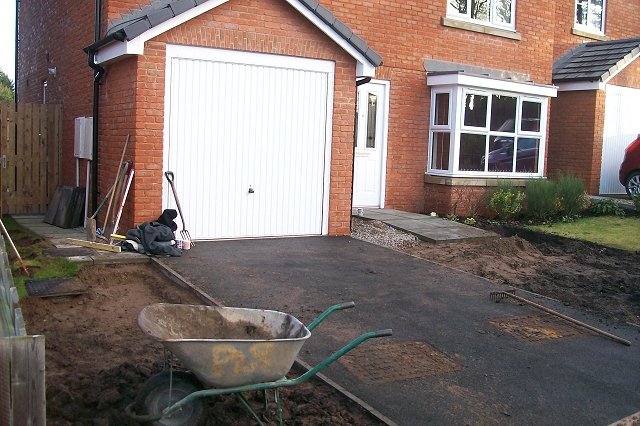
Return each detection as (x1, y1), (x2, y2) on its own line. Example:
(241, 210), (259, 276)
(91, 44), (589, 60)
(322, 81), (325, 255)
(425, 174), (535, 187)
(571, 27), (608, 41)
(441, 17), (522, 41)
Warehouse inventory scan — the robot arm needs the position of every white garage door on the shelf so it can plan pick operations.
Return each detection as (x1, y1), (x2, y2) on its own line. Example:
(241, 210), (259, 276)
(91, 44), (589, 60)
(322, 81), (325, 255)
(600, 85), (640, 194)
(163, 45), (334, 239)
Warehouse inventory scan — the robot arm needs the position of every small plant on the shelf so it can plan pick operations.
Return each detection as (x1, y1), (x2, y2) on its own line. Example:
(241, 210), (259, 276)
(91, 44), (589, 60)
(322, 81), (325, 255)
(463, 217), (477, 226)
(589, 199), (626, 217)
(633, 195), (640, 212)
(446, 213), (458, 222)
(489, 181), (524, 220)
(525, 178), (557, 220)
(556, 173), (588, 216)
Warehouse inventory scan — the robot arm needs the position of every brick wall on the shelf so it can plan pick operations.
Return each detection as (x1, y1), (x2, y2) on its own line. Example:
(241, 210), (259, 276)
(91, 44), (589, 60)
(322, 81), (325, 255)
(322, 0), (556, 214)
(108, 0), (357, 233)
(547, 90), (605, 194)
(17, 0), (97, 188)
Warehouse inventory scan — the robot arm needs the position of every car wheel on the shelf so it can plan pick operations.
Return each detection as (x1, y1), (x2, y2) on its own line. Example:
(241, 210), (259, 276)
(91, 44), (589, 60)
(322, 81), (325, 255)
(625, 171), (640, 198)
(133, 371), (205, 426)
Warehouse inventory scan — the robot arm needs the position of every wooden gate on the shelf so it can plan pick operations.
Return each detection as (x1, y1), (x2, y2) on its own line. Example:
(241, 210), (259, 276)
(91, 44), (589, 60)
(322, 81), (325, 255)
(0, 102), (61, 215)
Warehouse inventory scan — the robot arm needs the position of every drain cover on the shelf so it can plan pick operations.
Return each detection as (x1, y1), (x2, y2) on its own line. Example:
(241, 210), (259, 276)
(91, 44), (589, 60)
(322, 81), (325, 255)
(490, 314), (586, 342)
(25, 278), (87, 298)
(339, 341), (460, 384)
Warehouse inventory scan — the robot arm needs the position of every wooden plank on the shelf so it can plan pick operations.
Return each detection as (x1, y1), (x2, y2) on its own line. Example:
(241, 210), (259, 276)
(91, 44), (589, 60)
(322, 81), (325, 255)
(0, 338), (13, 425)
(66, 238), (122, 253)
(8, 335), (46, 425)
(0, 102), (7, 216)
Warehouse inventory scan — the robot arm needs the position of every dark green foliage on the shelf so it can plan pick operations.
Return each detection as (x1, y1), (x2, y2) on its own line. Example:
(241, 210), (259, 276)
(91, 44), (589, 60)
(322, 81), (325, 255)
(525, 178), (557, 220)
(555, 173), (587, 216)
(589, 199), (626, 217)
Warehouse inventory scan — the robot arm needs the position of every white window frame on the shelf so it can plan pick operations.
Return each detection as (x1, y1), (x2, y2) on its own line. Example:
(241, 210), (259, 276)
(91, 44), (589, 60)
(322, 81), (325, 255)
(428, 83), (551, 179)
(574, 0), (606, 35)
(446, 0), (517, 31)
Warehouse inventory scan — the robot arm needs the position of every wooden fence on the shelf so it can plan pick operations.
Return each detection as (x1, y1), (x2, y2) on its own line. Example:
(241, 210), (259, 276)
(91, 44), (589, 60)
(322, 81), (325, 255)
(0, 235), (46, 425)
(0, 102), (62, 215)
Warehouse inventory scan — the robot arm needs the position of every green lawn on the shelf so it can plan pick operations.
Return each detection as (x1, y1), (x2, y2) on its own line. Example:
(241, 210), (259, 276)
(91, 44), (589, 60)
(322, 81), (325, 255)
(527, 215), (640, 252)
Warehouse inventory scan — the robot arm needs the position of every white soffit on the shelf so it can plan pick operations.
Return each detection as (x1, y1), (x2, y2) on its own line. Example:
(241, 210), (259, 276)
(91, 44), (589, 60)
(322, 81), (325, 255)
(94, 0), (376, 76)
(555, 81), (606, 92)
(428, 73), (558, 97)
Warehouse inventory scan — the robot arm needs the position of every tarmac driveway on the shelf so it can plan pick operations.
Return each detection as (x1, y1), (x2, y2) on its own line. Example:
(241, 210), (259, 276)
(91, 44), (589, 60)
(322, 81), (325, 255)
(160, 236), (640, 425)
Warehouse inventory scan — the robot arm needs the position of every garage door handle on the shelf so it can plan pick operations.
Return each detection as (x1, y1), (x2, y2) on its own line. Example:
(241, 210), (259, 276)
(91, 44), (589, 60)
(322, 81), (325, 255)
(248, 186), (254, 194)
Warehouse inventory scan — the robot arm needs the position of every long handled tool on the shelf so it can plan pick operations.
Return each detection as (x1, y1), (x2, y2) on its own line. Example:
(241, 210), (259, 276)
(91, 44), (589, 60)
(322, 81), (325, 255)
(164, 171), (194, 247)
(490, 290), (631, 346)
(102, 134), (130, 240)
(0, 217), (29, 276)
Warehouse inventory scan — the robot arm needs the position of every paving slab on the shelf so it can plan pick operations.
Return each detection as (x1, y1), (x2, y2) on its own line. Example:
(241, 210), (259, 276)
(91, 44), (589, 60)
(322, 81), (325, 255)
(357, 208), (498, 243)
(160, 237), (640, 426)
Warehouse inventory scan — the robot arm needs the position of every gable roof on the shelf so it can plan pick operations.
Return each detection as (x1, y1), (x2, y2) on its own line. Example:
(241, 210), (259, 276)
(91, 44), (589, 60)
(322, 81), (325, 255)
(88, 0), (381, 75)
(553, 37), (640, 84)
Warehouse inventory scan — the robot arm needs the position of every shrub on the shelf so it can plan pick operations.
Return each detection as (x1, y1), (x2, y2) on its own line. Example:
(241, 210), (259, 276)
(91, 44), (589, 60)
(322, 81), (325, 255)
(555, 173), (588, 216)
(489, 181), (524, 220)
(525, 178), (557, 220)
(589, 199), (626, 216)
(633, 195), (640, 213)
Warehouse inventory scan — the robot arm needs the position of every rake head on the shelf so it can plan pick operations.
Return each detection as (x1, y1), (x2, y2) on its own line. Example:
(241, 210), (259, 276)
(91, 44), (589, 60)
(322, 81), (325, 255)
(490, 289), (516, 302)
(180, 229), (194, 247)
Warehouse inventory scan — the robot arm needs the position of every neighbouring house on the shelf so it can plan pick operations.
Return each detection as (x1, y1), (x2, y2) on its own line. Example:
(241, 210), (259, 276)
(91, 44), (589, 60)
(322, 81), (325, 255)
(16, 0), (640, 240)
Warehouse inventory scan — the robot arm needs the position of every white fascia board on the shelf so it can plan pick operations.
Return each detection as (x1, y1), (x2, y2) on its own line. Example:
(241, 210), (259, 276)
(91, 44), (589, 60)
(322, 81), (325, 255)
(284, 0), (376, 77)
(428, 73), (558, 97)
(602, 50), (640, 85)
(95, 0), (230, 65)
(555, 81), (605, 91)
(94, 0), (377, 77)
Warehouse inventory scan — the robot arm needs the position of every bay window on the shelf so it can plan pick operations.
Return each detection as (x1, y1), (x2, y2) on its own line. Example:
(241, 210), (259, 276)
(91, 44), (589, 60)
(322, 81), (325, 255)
(427, 75), (556, 178)
(447, 0), (516, 30)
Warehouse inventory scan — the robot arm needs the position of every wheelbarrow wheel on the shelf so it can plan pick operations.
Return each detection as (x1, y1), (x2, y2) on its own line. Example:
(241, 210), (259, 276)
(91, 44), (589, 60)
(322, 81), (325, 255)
(134, 371), (205, 426)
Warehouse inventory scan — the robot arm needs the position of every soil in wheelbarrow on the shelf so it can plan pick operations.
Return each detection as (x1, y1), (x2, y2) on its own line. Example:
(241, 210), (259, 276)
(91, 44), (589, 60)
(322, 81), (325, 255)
(20, 263), (385, 425)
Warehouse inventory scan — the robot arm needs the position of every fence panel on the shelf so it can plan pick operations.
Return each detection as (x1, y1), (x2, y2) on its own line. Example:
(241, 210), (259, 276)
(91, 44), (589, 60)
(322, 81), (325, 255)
(0, 101), (61, 215)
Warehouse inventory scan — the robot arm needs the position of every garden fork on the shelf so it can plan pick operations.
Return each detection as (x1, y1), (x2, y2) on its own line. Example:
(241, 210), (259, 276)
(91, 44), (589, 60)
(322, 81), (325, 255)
(164, 171), (194, 247)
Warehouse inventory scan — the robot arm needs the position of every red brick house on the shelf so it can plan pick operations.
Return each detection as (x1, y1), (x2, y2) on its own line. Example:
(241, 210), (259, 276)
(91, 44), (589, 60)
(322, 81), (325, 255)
(16, 0), (640, 239)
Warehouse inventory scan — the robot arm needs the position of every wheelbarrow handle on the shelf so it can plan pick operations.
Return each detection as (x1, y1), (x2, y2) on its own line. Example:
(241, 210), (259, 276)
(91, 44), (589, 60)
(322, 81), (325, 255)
(155, 328), (393, 419)
(307, 301), (355, 331)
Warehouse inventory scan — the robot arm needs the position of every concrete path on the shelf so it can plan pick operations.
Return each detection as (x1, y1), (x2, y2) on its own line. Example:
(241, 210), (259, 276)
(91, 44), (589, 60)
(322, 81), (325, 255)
(354, 208), (498, 243)
(160, 237), (640, 426)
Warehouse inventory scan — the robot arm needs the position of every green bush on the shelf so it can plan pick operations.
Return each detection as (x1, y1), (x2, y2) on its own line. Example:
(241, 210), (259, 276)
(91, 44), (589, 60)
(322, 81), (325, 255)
(589, 199), (626, 216)
(555, 173), (587, 216)
(489, 182), (524, 220)
(525, 178), (557, 220)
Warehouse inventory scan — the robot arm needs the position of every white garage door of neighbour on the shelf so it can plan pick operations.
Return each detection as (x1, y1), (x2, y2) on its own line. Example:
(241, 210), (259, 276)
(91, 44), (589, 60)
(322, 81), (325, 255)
(163, 45), (334, 239)
(600, 85), (640, 195)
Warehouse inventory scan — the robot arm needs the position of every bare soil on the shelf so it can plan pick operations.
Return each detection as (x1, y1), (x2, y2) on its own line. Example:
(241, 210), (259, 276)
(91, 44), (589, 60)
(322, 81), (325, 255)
(353, 218), (640, 326)
(20, 263), (385, 425)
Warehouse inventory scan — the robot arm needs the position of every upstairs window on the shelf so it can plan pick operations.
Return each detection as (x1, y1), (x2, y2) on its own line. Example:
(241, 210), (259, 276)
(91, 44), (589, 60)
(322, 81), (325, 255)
(447, 0), (516, 30)
(575, 0), (605, 34)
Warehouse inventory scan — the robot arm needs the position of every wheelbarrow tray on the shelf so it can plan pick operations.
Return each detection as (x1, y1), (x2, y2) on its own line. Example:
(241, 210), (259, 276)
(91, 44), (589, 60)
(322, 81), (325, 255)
(138, 303), (310, 387)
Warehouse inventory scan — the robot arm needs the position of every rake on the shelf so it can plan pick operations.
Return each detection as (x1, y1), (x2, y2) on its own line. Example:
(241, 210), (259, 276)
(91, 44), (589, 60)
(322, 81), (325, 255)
(490, 289), (630, 346)
(164, 171), (194, 247)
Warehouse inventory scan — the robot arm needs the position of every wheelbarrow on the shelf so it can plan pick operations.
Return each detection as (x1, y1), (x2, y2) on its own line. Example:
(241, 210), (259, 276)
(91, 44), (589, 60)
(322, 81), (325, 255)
(126, 302), (392, 425)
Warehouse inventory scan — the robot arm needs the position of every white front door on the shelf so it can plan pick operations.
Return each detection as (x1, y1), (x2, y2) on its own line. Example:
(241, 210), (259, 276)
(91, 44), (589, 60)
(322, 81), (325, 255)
(352, 81), (389, 207)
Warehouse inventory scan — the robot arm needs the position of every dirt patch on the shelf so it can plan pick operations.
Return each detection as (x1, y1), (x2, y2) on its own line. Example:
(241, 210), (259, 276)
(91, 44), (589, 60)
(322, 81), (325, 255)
(353, 218), (640, 325)
(20, 263), (384, 425)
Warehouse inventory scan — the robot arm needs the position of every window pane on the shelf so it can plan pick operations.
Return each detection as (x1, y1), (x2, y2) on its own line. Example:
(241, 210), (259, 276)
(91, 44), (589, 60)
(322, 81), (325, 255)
(448, 0), (468, 14)
(521, 101), (541, 132)
(471, 0), (490, 21)
(366, 94), (378, 148)
(431, 132), (451, 170)
(459, 133), (486, 171)
(515, 138), (540, 173)
(576, 0), (588, 25)
(490, 95), (517, 132)
(434, 93), (450, 126)
(464, 94), (488, 127)
(495, 0), (512, 24)
(487, 136), (514, 172)
(589, 0), (603, 30)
